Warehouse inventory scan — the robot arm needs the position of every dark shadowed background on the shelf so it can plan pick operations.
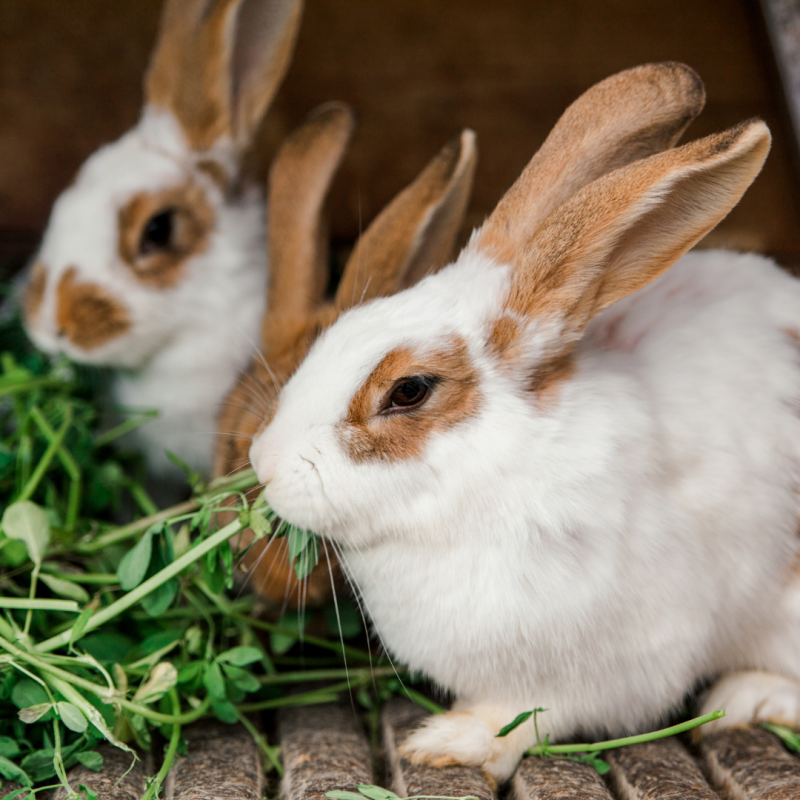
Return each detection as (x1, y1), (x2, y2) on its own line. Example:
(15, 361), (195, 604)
(1, 0), (799, 269)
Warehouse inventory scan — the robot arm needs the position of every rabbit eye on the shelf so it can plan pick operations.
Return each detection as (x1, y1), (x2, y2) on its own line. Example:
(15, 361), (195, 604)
(384, 378), (431, 413)
(140, 209), (174, 254)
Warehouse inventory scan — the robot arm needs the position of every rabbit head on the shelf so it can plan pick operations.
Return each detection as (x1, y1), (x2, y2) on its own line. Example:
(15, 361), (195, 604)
(216, 104), (477, 604)
(23, 0), (302, 370)
(249, 62), (740, 546)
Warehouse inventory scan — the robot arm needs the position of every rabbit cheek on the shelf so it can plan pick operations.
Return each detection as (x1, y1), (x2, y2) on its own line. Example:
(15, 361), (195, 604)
(56, 267), (131, 351)
(339, 338), (481, 464)
(118, 182), (213, 289)
(23, 260), (47, 325)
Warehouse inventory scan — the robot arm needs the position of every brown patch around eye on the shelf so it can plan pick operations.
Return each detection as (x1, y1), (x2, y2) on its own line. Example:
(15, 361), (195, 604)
(340, 336), (480, 463)
(56, 267), (131, 350)
(118, 181), (213, 288)
(23, 260), (47, 324)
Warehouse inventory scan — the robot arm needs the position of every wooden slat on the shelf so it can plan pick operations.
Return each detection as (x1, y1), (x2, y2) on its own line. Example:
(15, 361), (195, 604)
(165, 722), (262, 800)
(0, 782), (26, 800)
(606, 737), (719, 800)
(700, 727), (800, 799)
(511, 755), (613, 800)
(279, 704), (373, 800)
(381, 699), (496, 800)
(53, 744), (147, 800)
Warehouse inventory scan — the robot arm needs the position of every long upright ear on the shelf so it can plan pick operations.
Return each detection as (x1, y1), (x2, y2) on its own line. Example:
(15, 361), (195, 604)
(334, 129), (477, 311)
(261, 102), (355, 356)
(145, 0), (302, 154)
(476, 62), (705, 266)
(485, 120), (770, 364)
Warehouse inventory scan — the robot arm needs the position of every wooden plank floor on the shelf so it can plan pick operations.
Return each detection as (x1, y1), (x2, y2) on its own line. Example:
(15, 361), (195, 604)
(50, 701), (800, 800)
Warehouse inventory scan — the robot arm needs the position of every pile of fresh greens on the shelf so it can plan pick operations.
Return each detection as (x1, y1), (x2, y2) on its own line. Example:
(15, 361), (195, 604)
(0, 304), (419, 800)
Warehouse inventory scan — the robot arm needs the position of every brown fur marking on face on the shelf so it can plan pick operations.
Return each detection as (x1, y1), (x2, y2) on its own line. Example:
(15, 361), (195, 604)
(23, 260), (47, 324)
(118, 181), (213, 289)
(339, 336), (481, 463)
(56, 267), (131, 350)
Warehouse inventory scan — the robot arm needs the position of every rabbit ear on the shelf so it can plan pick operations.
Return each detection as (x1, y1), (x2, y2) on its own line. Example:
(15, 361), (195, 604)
(145, 0), (302, 154)
(484, 120), (770, 375)
(261, 102), (356, 356)
(477, 63), (705, 267)
(334, 129), (477, 311)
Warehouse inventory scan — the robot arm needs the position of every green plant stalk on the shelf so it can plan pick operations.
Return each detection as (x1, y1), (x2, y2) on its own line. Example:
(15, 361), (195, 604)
(0, 633), (212, 724)
(36, 516), (245, 653)
(93, 411), (159, 449)
(0, 376), (66, 397)
(236, 682), (354, 712)
(29, 406), (82, 530)
(400, 686), (445, 715)
(128, 481), (159, 516)
(230, 614), (374, 663)
(17, 405), (72, 502)
(525, 710), (725, 757)
(236, 711), (283, 778)
(0, 598), (79, 612)
(260, 666), (400, 684)
(74, 468), (258, 554)
(140, 690), (182, 800)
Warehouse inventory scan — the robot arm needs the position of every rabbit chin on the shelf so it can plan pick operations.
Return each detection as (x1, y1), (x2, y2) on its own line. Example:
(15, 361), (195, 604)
(25, 322), (159, 371)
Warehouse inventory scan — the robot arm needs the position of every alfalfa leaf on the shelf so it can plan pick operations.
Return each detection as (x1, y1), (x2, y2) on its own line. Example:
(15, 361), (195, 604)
(217, 646), (262, 666)
(356, 786), (401, 800)
(116, 528), (154, 590)
(496, 709), (535, 737)
(39, 573), (90, 604)
(56, 702), (88, 733)
(2, 501), (50, 565)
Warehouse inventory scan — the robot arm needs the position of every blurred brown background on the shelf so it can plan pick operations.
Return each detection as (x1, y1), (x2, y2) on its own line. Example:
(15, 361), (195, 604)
(1, 0), (799, 266)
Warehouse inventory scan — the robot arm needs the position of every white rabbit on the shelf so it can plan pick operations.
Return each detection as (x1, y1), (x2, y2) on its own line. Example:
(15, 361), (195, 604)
(22, 0), (302, 480)
(216, 101), (479, 605)
(249, 63), (800, 781)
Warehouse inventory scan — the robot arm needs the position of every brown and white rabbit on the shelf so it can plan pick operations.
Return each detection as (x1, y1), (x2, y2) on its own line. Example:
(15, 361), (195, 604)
(22, 0), (302, 480)
(249, 63), (800, 780)
(236, 61), (708, 607)
(215, 102), (478, 605)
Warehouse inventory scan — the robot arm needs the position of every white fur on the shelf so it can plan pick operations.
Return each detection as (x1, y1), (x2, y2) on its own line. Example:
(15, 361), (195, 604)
(252, 246), (800, 779)
(26, 107), (267, 478)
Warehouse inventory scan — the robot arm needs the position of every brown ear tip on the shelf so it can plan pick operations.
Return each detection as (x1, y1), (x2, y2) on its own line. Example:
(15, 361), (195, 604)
(309, 100), (356, 122)
(442, 129), (478, 173)
(731, 118), (772, 151)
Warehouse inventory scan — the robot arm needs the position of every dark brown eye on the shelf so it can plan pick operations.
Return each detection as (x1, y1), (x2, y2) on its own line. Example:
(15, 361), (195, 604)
(385, 378), (430, 412)
(140, 209), (174, 254)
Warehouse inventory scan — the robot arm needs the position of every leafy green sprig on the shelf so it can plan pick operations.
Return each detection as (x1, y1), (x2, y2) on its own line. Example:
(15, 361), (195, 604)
(495, 707), (726, 774)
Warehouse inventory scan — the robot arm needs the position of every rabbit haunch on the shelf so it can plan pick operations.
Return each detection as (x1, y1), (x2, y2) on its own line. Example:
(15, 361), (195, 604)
(250, 105), (800, 779)
(22, 0), (303, 479)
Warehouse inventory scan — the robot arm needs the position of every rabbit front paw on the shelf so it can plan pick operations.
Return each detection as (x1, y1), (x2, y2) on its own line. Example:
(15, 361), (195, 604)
(398, 709), (525, 783)
(697, 671), (800, 733)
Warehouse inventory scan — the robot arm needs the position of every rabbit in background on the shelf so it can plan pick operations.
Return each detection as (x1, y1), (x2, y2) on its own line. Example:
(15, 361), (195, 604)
(22, 0), (302, 482)
(248, 62), (800, 780)
(214, 101), (477, 606)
